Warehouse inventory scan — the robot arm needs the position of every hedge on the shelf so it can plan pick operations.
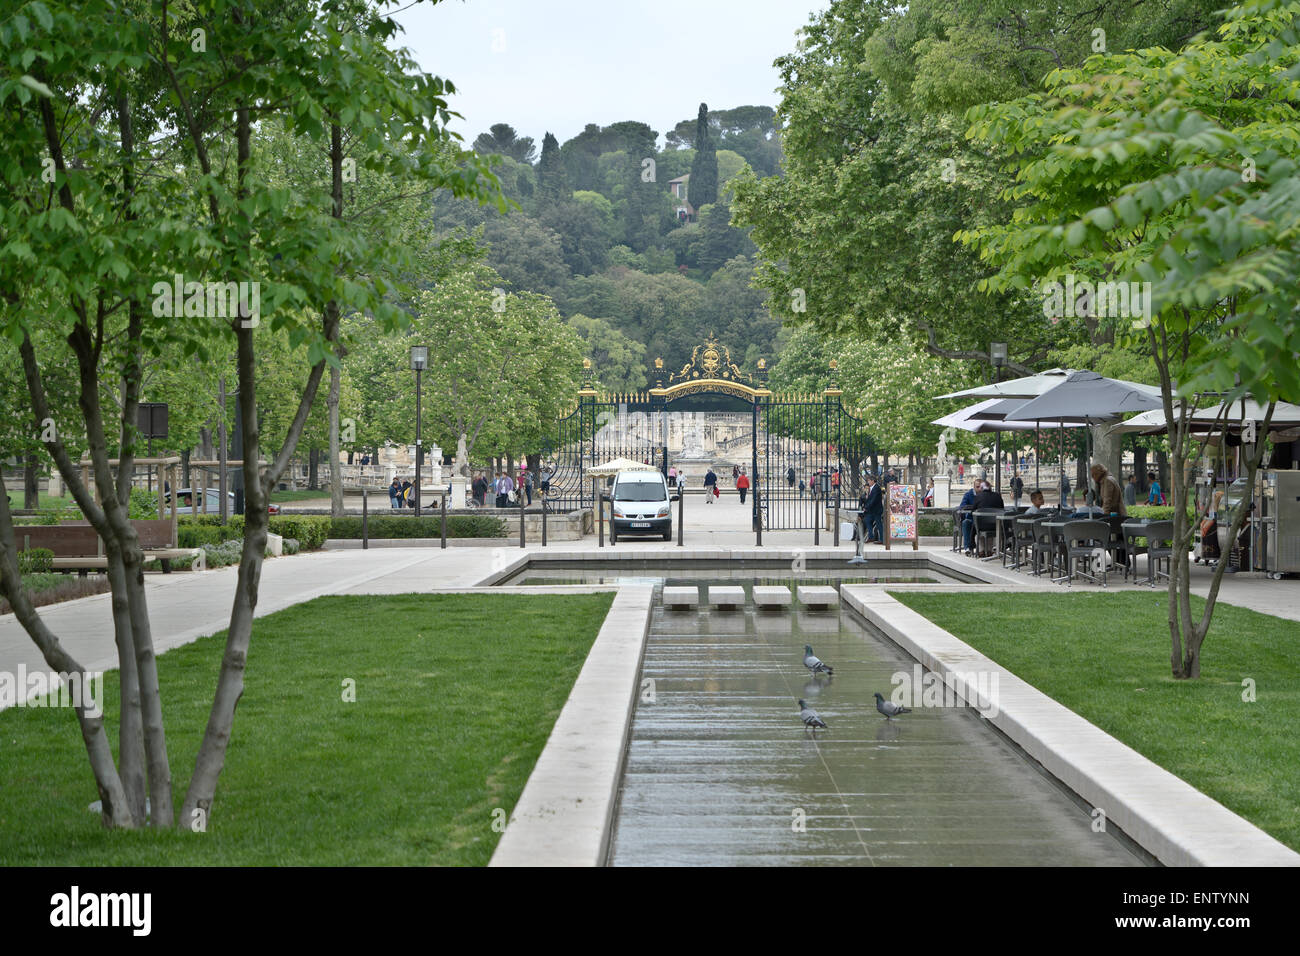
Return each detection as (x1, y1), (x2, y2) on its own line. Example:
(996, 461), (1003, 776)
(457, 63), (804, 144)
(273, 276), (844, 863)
(327, 514), (507, 539)
(177, 514), (331, 551)
(18, 547), (54, 574)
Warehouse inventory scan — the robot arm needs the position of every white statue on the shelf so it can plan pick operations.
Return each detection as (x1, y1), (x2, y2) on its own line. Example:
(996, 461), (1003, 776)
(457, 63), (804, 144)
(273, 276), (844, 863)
(454, 433), (469, 478)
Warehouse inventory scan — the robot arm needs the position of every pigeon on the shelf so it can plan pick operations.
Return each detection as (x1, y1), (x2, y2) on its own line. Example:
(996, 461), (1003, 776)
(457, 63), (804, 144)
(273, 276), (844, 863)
(803, 644), (833, 677)
(874, 692), (912, 720)
(798, 699), (828, 731)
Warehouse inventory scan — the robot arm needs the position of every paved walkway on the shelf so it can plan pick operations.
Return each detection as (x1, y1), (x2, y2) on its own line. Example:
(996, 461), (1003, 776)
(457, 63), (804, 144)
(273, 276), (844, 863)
(3, 490), (1297, 693)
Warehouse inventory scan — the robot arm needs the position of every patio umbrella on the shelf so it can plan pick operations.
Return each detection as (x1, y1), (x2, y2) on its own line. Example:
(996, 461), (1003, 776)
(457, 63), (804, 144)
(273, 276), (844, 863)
(933, 400), (1070, 491)
(933, 368), (1076, 401)
(998, 370), (1164, 499)
(1109, 399), (1300, 435)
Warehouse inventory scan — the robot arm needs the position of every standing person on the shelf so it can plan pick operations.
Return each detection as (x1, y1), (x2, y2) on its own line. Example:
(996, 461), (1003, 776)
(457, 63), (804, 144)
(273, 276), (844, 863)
(1092, 464), (1127, 518)
(704, 467), (718, 504)
(1123, 473), (1138, 507)
(520, 467), (533, 506)
(388, 477), (403, 510)
(668, 464), (677, 488)
(493, 472), (506, 508)
(831, 467), (841, 503)
(922, 478), (934, 508)
(798, 477), (806, 499)
(1011, 472), (1024, 507)
(958, 462), (965, 484)
(862, 473), (884, 543)
(1147, 471), (1164, 505)
(736, 468), (750, 504)
(732, 464), (739, 485)
(472, 472), (488, 507)
(399, 477), (412, 509)
(1059, 472), (1071, 508)
(786, 466), (796, 489)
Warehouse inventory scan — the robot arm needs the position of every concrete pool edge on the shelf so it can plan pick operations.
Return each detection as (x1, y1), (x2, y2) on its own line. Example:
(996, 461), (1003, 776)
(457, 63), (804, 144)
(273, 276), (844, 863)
(488, 583), (654, 867)
(840, 586), (1300, 867)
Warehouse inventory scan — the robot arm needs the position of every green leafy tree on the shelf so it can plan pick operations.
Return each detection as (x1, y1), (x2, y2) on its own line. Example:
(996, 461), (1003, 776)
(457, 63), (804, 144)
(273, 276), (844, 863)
(473, 122), (538, 164)
(957, 0), (1300, 677)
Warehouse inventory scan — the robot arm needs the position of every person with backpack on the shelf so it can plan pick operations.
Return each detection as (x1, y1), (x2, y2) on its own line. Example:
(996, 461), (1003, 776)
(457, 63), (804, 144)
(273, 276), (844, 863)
(399, 477), (412, 509)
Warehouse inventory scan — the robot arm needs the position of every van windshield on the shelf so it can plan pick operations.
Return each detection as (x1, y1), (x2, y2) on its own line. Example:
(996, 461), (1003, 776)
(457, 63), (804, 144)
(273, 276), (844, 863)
(617, 481), (667, 502)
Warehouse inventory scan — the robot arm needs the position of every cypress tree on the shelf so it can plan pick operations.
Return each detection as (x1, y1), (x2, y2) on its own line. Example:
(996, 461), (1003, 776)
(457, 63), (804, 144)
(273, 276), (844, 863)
(537, 131), (569, 202)
(688, 103), (718, 211)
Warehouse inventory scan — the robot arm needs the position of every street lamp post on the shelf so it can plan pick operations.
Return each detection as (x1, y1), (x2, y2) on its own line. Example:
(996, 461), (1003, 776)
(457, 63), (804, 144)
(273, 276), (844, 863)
(990, 342), (1008, 494)
(410, 345), (428, 517)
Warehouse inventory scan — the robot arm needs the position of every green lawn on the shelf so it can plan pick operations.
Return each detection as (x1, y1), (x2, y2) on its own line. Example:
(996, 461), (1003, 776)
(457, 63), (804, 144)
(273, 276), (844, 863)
(890, 591), (1300, 851)
(0, 592), (614, 865)
(269, 488), (333, 502)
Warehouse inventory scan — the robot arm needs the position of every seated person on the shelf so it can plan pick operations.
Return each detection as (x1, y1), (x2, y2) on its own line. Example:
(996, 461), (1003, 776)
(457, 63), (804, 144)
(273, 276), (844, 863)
(1022, 490), (1046, 515)
(962, 480), (1006, 552)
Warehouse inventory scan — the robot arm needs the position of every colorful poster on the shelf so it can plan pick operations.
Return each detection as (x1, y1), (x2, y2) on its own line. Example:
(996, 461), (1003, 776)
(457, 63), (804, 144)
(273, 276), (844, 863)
(885, 484), (919, 550)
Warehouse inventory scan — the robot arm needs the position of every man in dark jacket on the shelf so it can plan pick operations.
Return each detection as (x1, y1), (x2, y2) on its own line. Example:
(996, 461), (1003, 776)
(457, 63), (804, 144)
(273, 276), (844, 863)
(963, 480), (1005, 552)
(703, 467), (718, 504)
(861, 474), (884, 542)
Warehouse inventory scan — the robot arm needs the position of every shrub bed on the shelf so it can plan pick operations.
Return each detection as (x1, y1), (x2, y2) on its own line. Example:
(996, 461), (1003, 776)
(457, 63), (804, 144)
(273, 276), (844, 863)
(178, 514), (330, 551)
(327, 514), (507, 539)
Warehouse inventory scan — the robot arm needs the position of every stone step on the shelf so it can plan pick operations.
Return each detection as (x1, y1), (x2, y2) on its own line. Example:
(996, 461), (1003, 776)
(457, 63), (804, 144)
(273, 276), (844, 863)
(662, 586), (700, 609)
(752, 585), (792, 608)
(797, 585), (840, 609)
(707, 585), (746, 609)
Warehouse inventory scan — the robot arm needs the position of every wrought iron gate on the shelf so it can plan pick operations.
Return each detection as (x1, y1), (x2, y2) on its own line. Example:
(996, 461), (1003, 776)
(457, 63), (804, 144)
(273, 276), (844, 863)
(541, 342), (873, 533)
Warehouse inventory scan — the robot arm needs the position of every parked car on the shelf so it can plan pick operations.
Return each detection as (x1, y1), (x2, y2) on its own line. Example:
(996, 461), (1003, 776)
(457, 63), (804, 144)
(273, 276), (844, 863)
(609, 469), (678, 542)
(164, 488), (280, 515)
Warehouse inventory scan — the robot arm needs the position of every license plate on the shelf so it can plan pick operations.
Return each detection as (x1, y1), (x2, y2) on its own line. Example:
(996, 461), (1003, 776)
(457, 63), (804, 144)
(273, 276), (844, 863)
(631, 522), (650, 528)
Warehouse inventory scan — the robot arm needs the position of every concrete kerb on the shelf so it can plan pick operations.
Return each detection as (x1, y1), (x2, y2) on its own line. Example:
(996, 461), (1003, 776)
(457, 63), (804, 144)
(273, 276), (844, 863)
(839, 585), (1300, 867)
(489, 583), (654, 867)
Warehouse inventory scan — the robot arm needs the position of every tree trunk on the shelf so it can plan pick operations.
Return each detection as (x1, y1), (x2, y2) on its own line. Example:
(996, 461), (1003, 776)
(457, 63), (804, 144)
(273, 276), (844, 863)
(328, 363), (344, 517)
(105, 546), (147, 824)
(308, 447), (319, 490)
(23, 452), (39, 509)
(1155, 449), (1169, 497)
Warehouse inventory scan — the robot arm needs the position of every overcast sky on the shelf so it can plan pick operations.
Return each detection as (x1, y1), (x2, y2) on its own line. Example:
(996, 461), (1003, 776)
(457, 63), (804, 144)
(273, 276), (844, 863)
(387, 0), (829, 150)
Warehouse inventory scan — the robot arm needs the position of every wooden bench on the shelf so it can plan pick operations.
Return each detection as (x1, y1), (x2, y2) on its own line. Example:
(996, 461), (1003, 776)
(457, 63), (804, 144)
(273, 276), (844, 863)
(17, 521), (200, 575)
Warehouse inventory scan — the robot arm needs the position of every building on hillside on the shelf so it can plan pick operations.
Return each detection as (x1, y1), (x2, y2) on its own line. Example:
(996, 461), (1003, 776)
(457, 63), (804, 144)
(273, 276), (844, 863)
(668, 174), (695, 222)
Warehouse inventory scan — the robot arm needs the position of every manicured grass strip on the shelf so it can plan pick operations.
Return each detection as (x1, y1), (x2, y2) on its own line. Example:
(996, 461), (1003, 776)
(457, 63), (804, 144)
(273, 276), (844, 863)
(888, 591), (1300, 852)
(0, 592), (614, 866)
(269, 489), (333, 502)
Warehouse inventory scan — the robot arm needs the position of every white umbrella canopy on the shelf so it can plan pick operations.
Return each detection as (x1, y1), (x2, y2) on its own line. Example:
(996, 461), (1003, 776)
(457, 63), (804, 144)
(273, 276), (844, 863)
(933, 368), (1076, 401)
(1109, 399), (1300, 435)
(933, 399), (1071, 434)
(999, 370), (1162, 424)
(586, 456), (658, 476)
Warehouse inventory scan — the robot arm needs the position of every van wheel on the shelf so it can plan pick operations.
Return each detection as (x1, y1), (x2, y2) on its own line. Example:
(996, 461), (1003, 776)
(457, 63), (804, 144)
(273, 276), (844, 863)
(662, 530), (672, 541)
(610, 530), (618, 545)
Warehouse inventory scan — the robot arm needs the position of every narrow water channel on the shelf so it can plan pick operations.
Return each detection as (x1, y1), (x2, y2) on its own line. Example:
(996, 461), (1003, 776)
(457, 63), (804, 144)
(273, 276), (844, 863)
(598, 576), (1144, 866)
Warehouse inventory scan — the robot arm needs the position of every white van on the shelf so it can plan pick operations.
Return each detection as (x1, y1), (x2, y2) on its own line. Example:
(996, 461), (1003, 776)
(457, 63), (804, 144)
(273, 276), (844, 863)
(609, 469), (678, 542)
